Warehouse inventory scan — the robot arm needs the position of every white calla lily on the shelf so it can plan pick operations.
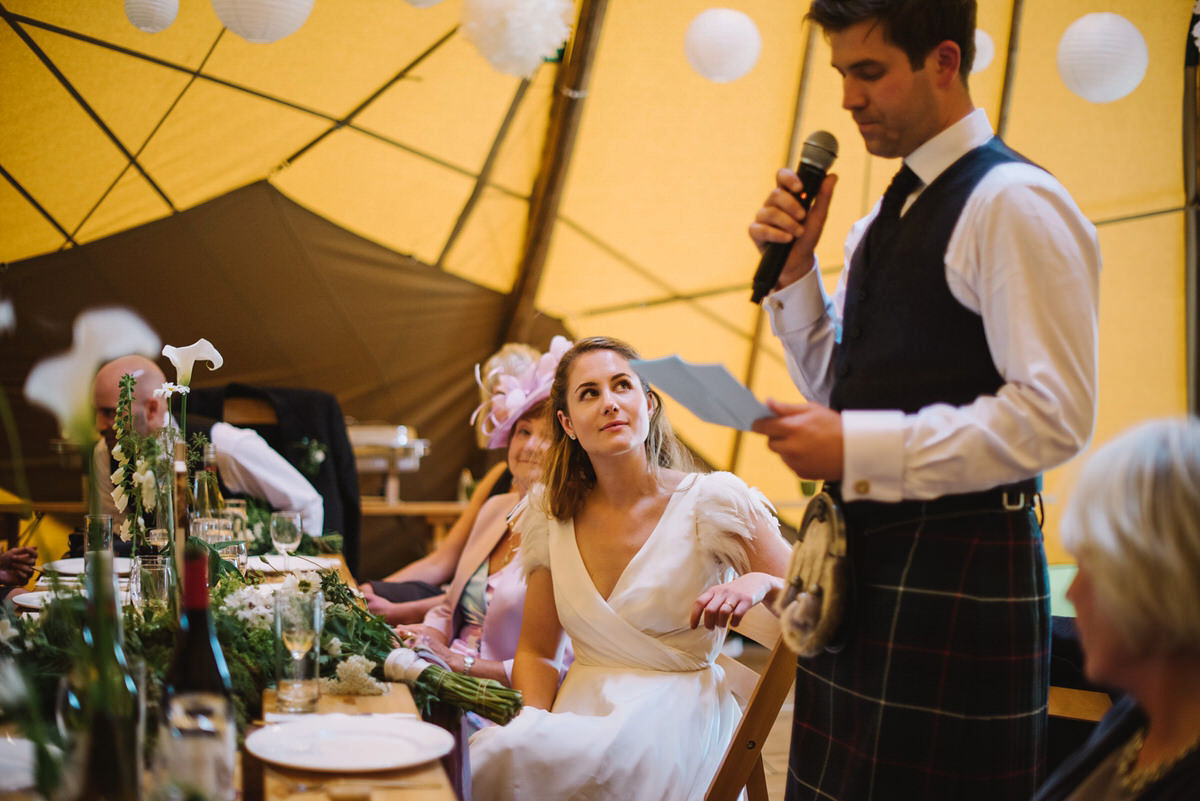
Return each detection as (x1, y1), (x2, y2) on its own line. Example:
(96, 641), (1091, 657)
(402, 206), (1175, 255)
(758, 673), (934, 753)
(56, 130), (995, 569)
(0, 296), (14, 335)
(23, 308), (159, 442)
(162, 338), (223, 386)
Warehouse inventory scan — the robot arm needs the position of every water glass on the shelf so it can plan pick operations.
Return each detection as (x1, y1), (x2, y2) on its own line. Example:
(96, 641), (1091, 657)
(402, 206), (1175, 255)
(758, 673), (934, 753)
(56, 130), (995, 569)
(269, 511), (303, 572)
(130, 558), (176, 618)
(84, 514), (112, 570)
(217, 509), (248, 571)
(146, 527), (170, 550)
(274, 587), (324, 714)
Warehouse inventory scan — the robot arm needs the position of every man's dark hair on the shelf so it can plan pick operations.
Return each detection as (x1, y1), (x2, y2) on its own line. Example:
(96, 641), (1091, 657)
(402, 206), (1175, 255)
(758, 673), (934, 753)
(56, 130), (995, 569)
(807, 0), (976, 80)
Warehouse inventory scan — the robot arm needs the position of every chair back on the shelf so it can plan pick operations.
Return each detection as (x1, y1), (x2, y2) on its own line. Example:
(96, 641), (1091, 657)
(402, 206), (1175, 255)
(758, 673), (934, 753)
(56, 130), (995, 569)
(705, 604), (795, 801)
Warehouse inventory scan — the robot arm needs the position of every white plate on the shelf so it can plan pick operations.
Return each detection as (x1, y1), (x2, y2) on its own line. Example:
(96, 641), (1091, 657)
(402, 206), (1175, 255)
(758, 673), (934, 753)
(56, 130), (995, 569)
(42, 557), (133, 576)
(12, 589), (130, 610)
(246, 554), (342, 573)
(0, 737), (36, 791)
(12, 591), (56, 610)
(244, 713), (454, 772)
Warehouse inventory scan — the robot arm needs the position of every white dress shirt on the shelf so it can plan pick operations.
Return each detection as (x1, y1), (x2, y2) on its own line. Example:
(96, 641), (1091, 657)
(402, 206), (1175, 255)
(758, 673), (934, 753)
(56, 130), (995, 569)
(766, 109), (1101, 502)
(94, 421), (324, 534)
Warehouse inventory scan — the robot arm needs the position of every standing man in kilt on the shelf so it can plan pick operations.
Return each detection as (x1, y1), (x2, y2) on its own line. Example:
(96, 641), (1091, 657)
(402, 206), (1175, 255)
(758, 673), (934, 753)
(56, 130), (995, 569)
(749, 1), (1101, 800)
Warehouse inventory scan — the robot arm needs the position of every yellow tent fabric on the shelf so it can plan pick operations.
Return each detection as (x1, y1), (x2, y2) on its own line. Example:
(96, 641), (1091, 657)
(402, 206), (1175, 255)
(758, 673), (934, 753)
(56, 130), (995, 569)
(1, 1), (1193, 563)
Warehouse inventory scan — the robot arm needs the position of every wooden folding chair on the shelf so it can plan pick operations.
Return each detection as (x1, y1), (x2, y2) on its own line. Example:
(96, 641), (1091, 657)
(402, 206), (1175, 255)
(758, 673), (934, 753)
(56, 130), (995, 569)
(705, 604), (796, 801)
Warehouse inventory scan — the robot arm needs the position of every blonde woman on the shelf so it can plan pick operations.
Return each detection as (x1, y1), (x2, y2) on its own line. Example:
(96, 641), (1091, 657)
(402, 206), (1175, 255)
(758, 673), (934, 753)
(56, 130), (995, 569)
(1032, 417), (1200, 801)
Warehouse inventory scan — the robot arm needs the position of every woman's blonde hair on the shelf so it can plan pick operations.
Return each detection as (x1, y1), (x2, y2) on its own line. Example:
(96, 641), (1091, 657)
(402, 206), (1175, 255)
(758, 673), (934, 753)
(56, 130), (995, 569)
(1061, 416), (1200, 656)
(472, 343), (540, 448)
(541, 336), (690, 520)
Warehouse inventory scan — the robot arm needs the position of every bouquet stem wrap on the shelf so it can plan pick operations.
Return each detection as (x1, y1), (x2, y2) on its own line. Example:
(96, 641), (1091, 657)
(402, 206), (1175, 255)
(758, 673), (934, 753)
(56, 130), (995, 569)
(384, 648), (522, 725)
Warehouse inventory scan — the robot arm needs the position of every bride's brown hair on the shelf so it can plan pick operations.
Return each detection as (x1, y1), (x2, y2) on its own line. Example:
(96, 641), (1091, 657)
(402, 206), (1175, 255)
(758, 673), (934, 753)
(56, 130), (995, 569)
(541, 336), (689, 520)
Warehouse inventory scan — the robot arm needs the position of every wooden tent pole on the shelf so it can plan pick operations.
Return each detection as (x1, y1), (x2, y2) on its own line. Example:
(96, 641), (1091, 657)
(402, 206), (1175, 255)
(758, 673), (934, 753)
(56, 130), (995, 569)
(1185, 34), (1199, 414)
(729, 23), (818, 472)
(995, 0), (1024, 138)
(501, 0), (610, 346)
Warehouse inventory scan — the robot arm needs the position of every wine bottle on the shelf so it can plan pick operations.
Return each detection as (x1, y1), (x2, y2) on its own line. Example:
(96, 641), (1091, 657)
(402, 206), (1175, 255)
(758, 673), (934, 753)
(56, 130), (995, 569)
(191, 441), (225, 520)
(76, 550), (142, 801)
(159, 545), (236, 800)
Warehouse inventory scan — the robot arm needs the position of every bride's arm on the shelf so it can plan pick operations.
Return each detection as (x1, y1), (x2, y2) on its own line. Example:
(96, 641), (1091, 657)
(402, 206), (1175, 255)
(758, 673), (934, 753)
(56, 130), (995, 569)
(512, 567), (566, 710)
(691, 510), (792, 630)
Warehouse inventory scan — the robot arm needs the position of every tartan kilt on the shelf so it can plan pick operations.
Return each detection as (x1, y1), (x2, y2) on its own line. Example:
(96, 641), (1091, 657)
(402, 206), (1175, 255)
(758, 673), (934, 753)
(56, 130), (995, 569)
(785, 504), (1050, 801)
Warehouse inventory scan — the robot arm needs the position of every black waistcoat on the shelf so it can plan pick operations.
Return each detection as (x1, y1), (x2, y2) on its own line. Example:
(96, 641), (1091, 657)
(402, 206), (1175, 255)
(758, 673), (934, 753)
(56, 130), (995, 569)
(830, 137), (1038, 414)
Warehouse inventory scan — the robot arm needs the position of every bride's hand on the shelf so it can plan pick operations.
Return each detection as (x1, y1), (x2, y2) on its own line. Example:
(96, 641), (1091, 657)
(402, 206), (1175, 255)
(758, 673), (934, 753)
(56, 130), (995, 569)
(690, 573), (774, 630)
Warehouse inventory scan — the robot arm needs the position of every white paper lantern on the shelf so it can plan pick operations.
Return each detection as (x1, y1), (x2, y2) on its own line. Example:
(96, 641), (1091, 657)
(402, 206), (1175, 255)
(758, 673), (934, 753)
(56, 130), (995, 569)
(211, 0), (315, 44)
(125, 0), (179, 33)
(685, 9), (762, 84)
(1057, 13), (1148, 103)
(971, 29), (994, 74)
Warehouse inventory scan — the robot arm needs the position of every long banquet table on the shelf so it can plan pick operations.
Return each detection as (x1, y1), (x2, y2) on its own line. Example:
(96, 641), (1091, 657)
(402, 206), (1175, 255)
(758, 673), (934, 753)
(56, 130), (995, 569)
(247, 556), (457, 801)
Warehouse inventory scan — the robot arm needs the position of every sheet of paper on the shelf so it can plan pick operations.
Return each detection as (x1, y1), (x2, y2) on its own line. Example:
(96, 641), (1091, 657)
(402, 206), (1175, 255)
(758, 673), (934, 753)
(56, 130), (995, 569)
(630, 356), (771, 431)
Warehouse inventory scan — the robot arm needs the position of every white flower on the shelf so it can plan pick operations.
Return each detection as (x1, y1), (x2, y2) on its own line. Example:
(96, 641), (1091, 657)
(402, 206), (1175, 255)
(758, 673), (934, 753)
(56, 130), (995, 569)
(111, 466), (125, 485)
(112, 484), (129, 512)
(0, 619), (18, 648)
(0, 296), (13, 336)
(325, 636), (343, 656)
(153, 382), (190, 399)
(319, 654), (384, 695)
(111, 442), (128, 465)
(0, 658), (28, 706)
(162, 339), (223, 386)
(133, 459), (157, 511)
(220, 584), (278, 631)
(314, 451), (326, 464)
(383, 647), (432, 684)
(22, 308), (159, 443)
(117, 518), (132, 542)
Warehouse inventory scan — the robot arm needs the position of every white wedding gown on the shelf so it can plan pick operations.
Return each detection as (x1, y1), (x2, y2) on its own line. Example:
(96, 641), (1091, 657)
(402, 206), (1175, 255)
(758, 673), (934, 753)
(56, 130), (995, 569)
(470, 471), (781, 801)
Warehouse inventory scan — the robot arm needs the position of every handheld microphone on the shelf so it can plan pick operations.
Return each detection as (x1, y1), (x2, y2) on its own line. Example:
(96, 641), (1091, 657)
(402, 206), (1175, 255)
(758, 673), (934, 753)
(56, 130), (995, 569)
(750, 130), (839, 304)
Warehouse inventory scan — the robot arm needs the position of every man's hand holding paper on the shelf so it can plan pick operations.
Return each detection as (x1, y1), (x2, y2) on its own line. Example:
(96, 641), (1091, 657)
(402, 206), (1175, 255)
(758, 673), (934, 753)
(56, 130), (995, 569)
(751, 399), (843, 481)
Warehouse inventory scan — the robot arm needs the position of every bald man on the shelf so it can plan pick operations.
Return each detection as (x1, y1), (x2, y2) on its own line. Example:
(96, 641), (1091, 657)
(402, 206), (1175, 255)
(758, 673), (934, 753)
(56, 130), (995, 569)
(92, 355), (324, 536)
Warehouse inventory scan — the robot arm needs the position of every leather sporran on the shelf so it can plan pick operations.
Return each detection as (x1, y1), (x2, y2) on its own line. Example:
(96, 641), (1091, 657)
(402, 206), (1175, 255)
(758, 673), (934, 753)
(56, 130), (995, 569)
(777, 491), (849, 657)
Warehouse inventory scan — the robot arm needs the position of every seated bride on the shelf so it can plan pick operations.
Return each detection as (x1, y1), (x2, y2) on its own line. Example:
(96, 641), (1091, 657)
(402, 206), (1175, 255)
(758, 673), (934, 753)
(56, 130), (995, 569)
(470, 336), (792, 801)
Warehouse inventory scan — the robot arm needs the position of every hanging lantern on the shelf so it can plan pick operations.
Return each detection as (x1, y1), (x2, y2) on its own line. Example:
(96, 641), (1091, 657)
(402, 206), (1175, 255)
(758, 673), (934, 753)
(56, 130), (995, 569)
(684, 9), (762, 84)
(461, 0), (573, 79)
(125, 0), (179, 33)
(971, 28), (994, 74)
(1056, 13), (1148, 103)
(210, 0), (315, 44)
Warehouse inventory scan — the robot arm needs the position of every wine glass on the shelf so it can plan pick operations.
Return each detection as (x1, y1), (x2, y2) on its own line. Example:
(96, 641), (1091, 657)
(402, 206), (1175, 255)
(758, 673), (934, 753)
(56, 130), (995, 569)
(269, 511), (303, 572)
(274, 587), (324, 714)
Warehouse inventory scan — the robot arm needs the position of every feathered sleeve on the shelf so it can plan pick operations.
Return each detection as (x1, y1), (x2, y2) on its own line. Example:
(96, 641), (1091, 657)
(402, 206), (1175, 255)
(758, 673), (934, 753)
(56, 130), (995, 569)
(694, 471), (780, 574)
(514, 483), (552, 578)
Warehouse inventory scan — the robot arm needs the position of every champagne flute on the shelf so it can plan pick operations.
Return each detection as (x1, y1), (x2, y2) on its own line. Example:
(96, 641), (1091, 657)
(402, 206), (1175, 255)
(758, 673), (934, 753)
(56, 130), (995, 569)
(269, 511), (302, 573)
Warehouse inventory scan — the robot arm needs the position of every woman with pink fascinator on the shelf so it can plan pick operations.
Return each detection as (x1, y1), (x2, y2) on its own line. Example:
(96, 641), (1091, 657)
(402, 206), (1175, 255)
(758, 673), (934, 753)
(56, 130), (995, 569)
(391, 336), (574, 687)
(360, 339), (569, 625)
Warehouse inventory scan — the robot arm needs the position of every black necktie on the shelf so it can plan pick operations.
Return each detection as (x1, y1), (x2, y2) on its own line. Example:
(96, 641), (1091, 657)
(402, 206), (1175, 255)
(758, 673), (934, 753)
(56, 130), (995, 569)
(865, 164), (921, 258)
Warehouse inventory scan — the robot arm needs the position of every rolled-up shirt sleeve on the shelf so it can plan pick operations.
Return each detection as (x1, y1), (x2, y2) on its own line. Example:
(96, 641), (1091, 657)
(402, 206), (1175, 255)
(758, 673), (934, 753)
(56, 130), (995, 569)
(209, 422), (324, 535)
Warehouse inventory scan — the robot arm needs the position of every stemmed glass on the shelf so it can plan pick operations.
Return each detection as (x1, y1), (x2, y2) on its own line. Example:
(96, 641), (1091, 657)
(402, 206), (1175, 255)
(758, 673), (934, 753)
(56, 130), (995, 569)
(274, 587), (324, 714)
(269, 511), (303, 572)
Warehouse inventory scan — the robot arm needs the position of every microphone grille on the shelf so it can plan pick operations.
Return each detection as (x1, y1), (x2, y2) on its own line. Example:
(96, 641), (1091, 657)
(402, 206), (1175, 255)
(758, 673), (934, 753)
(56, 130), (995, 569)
(800, 130), (839, 170)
